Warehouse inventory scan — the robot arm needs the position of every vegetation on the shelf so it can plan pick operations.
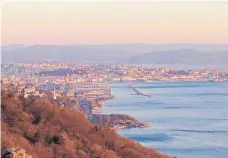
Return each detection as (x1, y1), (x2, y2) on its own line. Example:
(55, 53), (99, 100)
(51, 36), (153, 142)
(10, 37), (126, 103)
(1, 89), (172, 158)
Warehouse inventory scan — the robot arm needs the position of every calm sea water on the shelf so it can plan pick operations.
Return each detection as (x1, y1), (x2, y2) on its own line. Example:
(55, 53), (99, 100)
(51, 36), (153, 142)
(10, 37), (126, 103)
(102, 81), (228, 158)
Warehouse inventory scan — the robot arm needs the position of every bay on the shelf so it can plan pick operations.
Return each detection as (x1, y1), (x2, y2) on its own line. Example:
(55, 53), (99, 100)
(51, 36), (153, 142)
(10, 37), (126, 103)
(102, 81), (228, 158)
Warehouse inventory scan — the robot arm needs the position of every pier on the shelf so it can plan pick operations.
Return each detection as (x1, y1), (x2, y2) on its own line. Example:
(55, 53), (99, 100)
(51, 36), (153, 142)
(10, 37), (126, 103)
(129, 85), (151, 97)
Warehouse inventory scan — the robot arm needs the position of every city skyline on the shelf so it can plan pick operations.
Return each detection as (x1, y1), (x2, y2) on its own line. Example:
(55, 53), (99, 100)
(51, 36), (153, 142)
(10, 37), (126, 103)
(2, 1), (228, 45)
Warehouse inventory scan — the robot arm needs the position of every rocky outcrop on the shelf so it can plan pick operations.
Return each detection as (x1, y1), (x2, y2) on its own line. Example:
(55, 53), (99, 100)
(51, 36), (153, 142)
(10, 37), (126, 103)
(2, 148), (32, 158)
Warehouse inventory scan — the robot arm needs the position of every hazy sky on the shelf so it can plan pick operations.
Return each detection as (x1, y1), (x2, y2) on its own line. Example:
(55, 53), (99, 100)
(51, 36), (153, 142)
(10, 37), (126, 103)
(2, 1), (228, 45)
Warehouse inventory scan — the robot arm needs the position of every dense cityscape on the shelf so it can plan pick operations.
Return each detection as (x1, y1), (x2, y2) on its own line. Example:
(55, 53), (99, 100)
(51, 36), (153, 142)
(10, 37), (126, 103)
(2, 61), (228, 129)
(2, 62), (228, 83)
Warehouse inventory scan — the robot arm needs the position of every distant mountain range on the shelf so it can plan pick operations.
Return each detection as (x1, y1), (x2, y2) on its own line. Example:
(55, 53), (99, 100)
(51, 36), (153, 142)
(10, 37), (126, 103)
(129, 49), (228, 66)
(2, 44), (228, 66)
(1, 44), (135, 63)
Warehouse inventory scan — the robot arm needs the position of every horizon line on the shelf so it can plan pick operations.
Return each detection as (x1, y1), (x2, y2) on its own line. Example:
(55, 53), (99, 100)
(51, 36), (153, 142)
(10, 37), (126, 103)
(2, 43), (228, 47)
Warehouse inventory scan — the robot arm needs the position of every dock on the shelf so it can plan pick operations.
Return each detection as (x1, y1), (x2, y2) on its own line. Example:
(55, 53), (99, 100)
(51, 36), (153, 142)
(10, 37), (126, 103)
(129, 85), (151, 97)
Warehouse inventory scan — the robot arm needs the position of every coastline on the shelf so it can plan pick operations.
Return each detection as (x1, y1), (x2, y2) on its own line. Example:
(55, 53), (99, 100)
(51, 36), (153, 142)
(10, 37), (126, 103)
(89, 95), (151, 130)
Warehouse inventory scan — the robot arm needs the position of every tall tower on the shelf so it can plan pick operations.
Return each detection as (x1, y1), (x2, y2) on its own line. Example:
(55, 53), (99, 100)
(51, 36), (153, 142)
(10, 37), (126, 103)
(65, 74), (70, 83)
(216, 70), (219, 79)
(53, 86), (57, 100)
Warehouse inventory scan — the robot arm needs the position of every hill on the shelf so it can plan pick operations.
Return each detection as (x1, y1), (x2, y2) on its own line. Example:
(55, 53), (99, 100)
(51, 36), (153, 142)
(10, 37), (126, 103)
(128, 49), (228, 66)
(1, 45), (135, 63)
(1, 89), (173, 158)
(2, 44), (228, 66)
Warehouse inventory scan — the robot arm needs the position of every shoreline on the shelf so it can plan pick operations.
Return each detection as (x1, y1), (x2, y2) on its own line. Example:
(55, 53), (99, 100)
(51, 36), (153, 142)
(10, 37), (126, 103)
(89, 95), (151, 130)
(110, 79), (228, 84)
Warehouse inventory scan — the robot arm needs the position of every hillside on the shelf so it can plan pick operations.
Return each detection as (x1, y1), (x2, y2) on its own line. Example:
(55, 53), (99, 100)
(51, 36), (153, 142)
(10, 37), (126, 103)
(128, 49), (228, 66)
(1, 89), (173, 158)
(2, 44), (228, 66)
(1, 45), (134, 63)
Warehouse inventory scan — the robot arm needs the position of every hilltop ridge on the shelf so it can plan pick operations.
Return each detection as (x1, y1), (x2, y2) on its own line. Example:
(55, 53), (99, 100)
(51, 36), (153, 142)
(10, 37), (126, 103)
(2, 44), (228, 66)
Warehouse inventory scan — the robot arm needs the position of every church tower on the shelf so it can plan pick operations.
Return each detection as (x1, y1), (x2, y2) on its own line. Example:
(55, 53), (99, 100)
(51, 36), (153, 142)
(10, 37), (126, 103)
(65, 74), (70, 83)
(53, 86), (57, 100)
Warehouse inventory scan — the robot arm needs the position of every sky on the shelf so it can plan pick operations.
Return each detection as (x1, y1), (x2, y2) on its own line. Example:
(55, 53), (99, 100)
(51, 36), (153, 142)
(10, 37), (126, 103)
(2, 1), (228, 45)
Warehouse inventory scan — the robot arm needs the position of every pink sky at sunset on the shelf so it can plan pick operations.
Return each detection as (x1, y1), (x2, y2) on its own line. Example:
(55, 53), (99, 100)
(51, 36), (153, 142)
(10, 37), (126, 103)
(2, 1), (228, 45)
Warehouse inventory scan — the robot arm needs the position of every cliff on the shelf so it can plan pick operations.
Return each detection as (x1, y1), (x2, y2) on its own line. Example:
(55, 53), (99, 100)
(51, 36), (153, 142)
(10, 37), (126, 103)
(1, 89), (173, 158)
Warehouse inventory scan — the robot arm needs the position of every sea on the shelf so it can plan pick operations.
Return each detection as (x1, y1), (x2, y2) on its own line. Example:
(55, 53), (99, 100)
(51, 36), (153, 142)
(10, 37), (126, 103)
(102, 81), (228, 158)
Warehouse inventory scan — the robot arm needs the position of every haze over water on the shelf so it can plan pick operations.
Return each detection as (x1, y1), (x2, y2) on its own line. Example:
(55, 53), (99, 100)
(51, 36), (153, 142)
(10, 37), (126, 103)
(102, 81), (228, 158)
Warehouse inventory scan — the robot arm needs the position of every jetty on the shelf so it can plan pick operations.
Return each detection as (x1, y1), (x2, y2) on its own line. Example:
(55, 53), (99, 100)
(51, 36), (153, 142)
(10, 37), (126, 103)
(129, 85), (151, 97)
